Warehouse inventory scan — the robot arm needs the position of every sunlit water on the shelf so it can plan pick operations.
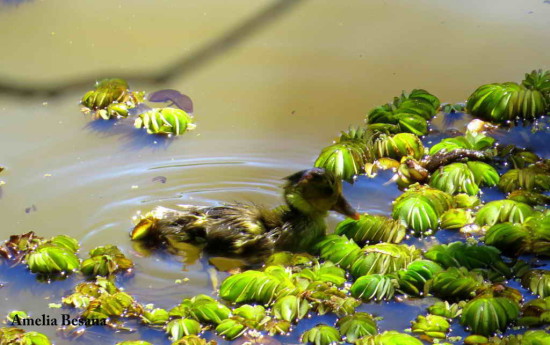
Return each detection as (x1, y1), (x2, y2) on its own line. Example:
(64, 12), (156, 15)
(1, 0), (549, 344)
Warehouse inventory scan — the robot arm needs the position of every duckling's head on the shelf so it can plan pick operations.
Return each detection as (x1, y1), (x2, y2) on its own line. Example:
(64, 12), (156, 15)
(283, 168), (360, 219)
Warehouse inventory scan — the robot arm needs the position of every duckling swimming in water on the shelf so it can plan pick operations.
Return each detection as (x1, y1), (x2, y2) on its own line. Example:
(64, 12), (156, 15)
(131, 168), (359, 258)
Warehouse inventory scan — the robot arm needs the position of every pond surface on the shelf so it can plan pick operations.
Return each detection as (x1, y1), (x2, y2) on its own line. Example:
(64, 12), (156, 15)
(0, 0), (549, 344)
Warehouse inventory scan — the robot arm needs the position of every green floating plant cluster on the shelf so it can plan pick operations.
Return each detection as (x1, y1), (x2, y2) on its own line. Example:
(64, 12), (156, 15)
(0, 327), (52, 345)
(80, 78), (196, 136)
(81, 78), (145, 120)
(0, 231), (133, 279)
(467, 69), (550, 123)
(366, 89), (441, 136)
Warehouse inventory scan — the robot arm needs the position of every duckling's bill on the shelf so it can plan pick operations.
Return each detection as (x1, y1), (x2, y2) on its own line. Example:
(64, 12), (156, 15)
(331, 195), (360, 220)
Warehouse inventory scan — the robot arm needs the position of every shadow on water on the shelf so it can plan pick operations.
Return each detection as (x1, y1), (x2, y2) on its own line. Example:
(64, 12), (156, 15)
(84, 118), (175, 151)
(0, 0), (308, 97)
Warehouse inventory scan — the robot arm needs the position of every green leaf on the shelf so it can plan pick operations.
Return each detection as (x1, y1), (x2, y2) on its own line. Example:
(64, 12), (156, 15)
(440, 208), (474, 229)
(335, 214), (406, 245)
(522, 69), (550, 94)
(141, 308), (169, 325)
(521, 270), (550, 298)
(273, 295), (310, 322)
(373, 133), (424, 161)
(397, 260), (443, 296)
(467, 82), (547, 122)
(411, 314), (450, 339)
(355, 331), (423, 345)
(453, 194), (481, 208)
(297, 262), (347, 286)
(350, 243), (421, 277)
(392, 185), (453, 235)
(316, 235), (362, 269)
(300, 324), (341, 345)
(27, 244), (80, 274)
(314, 141), (368, 181)
(81, 78), (129, 109)
(336, 313), (378, 343)
(427, 301), (462, 319)
(427, 267), (484, 302)
(167, 318), (201, 341)
(518, 296), (550, 327)
(475, 200), (535, 227)
(135, 108), (195, 135)
(232, 304), (266, 324)
(483, 213), (550, 257)
(460, 296), (520, 336)
(499, 166), (550, 193)
(350, 274), (397, 301)
(429, 131), (495, 155)
(215, 318), (247, 340)
(424, 241), (512, 278)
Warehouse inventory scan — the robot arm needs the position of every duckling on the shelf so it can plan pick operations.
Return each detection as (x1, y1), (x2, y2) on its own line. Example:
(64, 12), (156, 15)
(131, 168), (359, 258)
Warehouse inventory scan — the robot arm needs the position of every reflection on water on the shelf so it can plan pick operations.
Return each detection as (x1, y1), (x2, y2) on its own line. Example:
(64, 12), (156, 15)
(0, 0), (549, 344)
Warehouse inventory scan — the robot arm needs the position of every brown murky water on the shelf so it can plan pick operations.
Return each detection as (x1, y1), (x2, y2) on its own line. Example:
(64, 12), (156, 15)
(0, 0), (549, 344)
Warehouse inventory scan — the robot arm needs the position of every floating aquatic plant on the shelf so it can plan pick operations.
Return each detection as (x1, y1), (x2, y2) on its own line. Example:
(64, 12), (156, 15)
(391, 184), (453, 235)
(314, 127), (374, 181)
(466, 81), (547, 123)
(424, 241), (512, 278)
(316, 235), (362, 269)
(355, 331), (423, 345)
(167, 318), (202, 341)
(170, 294), (231, 324)
(350, 274), (397, 301)
(427, 267), (484, 302)
(411, 314), (450, 339)
(366, 89), (440, 136)
(518, 296), (550, 327)
(272, 295), (309, 322)
(440, 208), (474, 229)
(350, 243), (421, 277)
(62, 277), (143, 323)
(335, 214), (406, 245)
(429, 131), (495, 155)
(26, 235), (80, 275)
(300, 324), (341, 345)
(495, 330), (550, 345)
(219, 269), (294, 305)
(81, 78), (145, 119)
(429, 162), (499, 196)
(336, 313), (378, 342)
(0, 327), (52, 345)
(475, 199), (535, 227)
(427, 301), (463, 319)
(373, 133), (424, 161)
(521, 269), (550, 298)
(484, 212), (550, 257)
(134, 108), (196, 135)
(396, 259), (443, 296)
(507, 189), (550, 206)
(141, 307), (169, 325)
(80, 245), (133, 277)
(498, 163), (550, 193)
(460, 294), (520, 336)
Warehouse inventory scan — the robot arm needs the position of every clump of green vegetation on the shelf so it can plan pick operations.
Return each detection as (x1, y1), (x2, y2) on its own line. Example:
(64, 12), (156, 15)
(467, 69), (550, 123)
(79, 78), (196, 136)
(0, 327), (52, 345)
(81, 78), (145, 120)
(134, 108), (196, 136)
